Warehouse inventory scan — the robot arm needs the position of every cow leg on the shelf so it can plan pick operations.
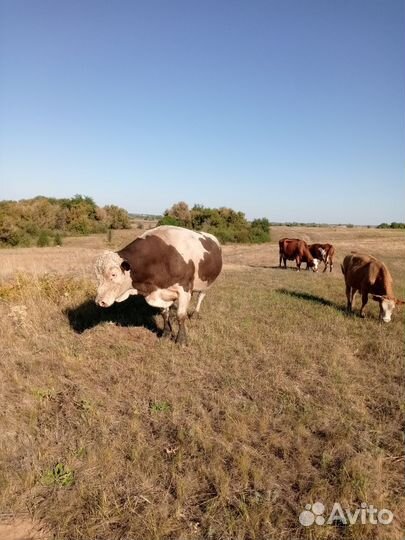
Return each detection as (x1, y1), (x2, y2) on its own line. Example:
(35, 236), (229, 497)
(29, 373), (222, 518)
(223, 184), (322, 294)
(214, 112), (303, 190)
(161, 308), (174, 338)
(283, 256), (287, 269)
(145, 289), (177, 339)
(296, 256), (301, 271)
(279, 253), (283, 267)
(350, 288), (357, 312)
(346, 285), (357, 312)
(330, 260), (333, 272)
(323, 258), (328, 273)
(175, 288), (192, 345)
(360, 290), (368, 318)
(345, 284), (351, 311)
(189, 291), (206, 319)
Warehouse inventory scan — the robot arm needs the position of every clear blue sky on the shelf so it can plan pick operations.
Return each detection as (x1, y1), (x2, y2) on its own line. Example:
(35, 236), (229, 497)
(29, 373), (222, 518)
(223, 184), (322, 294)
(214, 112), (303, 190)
(1, 0), (404, 224)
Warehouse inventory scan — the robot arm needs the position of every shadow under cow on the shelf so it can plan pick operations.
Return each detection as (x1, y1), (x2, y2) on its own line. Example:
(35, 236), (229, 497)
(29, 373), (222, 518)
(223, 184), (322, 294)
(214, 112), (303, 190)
(66, 295), (162, 335)
(275, 288), (347, 313)
(248, 264), (302, 271)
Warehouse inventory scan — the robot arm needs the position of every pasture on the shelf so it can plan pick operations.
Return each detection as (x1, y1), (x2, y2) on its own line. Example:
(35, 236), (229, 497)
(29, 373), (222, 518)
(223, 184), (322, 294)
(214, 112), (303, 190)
(0, 226), (404, 540)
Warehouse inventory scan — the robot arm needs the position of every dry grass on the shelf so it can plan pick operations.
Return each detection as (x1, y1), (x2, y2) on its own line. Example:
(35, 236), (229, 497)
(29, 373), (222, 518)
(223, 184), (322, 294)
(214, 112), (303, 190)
(0, 227), (404, 539)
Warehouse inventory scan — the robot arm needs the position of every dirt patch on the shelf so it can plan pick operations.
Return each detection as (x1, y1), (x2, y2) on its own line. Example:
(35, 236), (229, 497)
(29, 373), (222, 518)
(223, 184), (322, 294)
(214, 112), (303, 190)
(0, 519), (48, 540)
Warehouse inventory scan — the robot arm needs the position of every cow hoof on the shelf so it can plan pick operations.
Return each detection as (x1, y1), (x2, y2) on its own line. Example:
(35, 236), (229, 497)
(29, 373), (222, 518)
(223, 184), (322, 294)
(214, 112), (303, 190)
(188, 310), (200, 320)
(175, 335), (188, 346)
(360, 312), (366, 318)
(162, 329), (173, 339)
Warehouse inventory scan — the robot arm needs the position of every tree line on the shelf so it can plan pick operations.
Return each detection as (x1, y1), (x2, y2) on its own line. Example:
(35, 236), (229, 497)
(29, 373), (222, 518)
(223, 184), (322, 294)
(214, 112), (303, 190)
(0, 195), (131, 247)
(377, 222), (405, 229)
(158, 202), (270, 243)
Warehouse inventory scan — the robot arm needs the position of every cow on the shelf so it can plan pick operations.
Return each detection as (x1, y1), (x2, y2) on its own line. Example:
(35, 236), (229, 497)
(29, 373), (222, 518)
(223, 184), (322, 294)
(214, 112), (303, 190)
(307, 243), (335, 272)
(94, 225), (223, 344)
(341, 253), (404, 322)
(278, 238), (319, 271)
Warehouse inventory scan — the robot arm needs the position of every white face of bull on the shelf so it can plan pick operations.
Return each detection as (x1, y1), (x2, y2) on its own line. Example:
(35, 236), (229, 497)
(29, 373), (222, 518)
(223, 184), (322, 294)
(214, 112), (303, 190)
(94, 251), (136, 308)
(379, 298), (396, 323)
(311, 258), (320, 272)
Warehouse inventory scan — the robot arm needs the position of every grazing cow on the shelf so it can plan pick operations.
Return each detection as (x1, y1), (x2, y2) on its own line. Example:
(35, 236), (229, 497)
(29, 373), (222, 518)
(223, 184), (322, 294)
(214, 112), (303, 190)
(278, 238), (319, 271)
(341, 253), (404, 322)
(95, 225), (223, 344)
(307, 243), (335, 272)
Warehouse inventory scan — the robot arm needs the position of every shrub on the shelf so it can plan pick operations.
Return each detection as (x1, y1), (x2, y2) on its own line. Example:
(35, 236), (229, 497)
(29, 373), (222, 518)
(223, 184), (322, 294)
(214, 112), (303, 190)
(377, 222), (405, 229)
(159, 202), (270, 244)
(104, 205), (131, 229)
(158, 215), (182, 227)
(0, 195), (131, 247)
(37, 231), (50, 247)
(54, 233), (63, 246)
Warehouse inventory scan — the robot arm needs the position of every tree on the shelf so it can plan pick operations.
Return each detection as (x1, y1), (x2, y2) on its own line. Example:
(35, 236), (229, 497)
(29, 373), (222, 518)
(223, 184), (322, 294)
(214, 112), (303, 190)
(104, 205), (131, 229)
(164, 202), (192, 227)
(159, 202), (270, 244)
(0, 195), (132, 246)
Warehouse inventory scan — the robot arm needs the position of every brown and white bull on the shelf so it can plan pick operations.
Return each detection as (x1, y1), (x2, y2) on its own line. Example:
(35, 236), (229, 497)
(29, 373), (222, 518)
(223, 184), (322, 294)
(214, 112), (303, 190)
(278, 238), (319, 272)
(94, 225), (223, 344)
(341, 253), (404, 322)
(307, 243), (335, 272)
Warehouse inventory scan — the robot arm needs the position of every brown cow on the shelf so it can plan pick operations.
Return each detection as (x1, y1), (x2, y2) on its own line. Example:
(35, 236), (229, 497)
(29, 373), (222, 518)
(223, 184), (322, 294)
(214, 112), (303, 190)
(95, 225), (223, 344)
(341, 253), (404, 322)
(307, 243), (335, 272)
(278, 238), (319, 272)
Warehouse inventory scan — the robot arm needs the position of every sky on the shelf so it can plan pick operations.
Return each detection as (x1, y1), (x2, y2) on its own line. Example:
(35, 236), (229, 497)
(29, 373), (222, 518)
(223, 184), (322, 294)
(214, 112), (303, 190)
(0, 0), (404, 224)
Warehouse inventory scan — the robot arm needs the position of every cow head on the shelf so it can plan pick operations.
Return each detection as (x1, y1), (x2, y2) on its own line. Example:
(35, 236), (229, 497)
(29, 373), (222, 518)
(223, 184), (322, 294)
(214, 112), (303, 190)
(309, 258), (320, 272)
(94, 251), (137, 308)
(372, 294), (404, 323)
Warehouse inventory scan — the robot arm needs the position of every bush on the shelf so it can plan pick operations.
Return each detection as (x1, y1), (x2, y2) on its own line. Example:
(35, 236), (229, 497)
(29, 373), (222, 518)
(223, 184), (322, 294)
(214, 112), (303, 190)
(104, 205), (131, 229)
(0, 195), (131, 247)
(159, 202), (270, 244)
(377, 222), (405, 229)
(249, 218), (271, 243)
(54, 233), (63, 246)
(159, 215), (182, 227)
(37, 231), (50, 247)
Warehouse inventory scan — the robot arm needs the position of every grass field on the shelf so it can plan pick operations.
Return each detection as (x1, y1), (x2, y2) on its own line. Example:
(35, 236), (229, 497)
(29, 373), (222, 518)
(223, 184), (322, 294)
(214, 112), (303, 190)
(0, 227), (404, 540)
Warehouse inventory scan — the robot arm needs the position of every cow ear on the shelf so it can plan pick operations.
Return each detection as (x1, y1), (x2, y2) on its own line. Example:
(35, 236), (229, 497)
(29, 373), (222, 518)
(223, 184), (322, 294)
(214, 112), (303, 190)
(395, 298), (405, 306)
(120, 260), (131, 272)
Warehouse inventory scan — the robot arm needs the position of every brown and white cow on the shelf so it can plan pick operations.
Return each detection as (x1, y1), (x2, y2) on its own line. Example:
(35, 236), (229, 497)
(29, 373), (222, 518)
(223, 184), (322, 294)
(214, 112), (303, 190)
(95, 225), (223, 344)
(307, 243), (335, 272)
(278, 238), (319, 272)
(341, 253), (404, 322)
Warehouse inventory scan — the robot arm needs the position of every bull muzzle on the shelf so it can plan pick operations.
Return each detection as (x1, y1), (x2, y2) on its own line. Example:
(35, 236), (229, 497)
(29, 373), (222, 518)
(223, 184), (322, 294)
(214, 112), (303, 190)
(95, 297), (113, 308)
